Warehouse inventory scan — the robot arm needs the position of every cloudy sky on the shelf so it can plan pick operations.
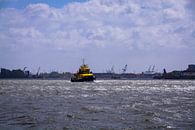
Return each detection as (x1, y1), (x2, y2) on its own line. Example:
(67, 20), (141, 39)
(0, 0), (195, 73)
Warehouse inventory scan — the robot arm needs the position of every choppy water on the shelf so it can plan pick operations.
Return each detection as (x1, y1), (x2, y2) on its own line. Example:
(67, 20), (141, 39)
(0, 80), (194, 130)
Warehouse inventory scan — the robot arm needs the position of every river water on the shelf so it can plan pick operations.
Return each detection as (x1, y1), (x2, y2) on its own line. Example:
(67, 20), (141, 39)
(0, 80), (194, 130)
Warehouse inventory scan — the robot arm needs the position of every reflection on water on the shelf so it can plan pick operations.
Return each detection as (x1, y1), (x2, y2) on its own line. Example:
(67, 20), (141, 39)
(0, 80), (194, 129)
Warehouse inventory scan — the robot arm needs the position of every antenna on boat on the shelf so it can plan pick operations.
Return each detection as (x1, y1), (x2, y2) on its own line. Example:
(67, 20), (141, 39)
(82, 58), (85, 65)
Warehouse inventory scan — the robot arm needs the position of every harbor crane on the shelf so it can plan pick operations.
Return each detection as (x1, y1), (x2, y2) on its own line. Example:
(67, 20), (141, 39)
(152, 65), (155, 72)
(36, 67), (40, 76)
(23, 67), (27, 72)
(122, 64), (128, 73)
(147, 65), (155, 72)
(106, 66), (115, 74)
(148, 65), (151, 72)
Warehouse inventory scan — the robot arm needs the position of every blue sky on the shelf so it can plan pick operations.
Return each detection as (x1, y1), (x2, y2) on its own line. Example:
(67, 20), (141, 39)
(0, 0), (195, 73)
(0, 0), (87, 9)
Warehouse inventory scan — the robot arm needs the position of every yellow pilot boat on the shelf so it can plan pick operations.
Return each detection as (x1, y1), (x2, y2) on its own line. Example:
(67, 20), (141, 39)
(71, 61), (95, 82)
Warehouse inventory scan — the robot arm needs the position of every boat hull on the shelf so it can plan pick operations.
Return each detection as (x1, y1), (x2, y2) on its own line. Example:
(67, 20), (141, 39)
(71, 76), (95, 82)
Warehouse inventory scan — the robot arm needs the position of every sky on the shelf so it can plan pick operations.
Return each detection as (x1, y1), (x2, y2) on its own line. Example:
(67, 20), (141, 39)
(0, 0), (195, 73)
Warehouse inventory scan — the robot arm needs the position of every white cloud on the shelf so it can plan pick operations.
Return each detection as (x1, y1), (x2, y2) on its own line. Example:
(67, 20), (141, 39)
(1, 0), (194, 50)
(0, 0), (195, 71)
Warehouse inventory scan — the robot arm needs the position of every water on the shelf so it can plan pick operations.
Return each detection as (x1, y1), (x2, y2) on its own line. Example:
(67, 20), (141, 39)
(0, 80), (194, 130)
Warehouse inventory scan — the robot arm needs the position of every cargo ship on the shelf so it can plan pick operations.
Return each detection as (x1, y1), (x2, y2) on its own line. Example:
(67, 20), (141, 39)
(71, 61), (95, 82)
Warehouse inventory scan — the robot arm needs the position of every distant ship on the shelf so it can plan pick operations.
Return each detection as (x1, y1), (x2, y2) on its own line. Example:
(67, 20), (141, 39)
(71, 60), (95, 82)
